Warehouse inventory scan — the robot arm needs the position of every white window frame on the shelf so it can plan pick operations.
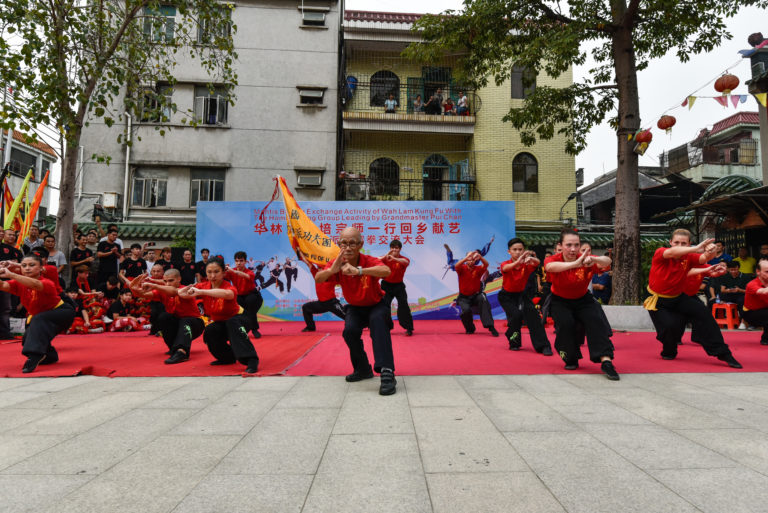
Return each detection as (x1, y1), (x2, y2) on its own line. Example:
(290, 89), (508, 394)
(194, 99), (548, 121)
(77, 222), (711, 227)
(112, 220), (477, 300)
(194, 86), (229, 125)
(139, 86), (173, 123)
(132, 176), (168, 208)
(197, 12), (232, 45)
(143, 6), (176, 43)
(190, 177), (225, 207)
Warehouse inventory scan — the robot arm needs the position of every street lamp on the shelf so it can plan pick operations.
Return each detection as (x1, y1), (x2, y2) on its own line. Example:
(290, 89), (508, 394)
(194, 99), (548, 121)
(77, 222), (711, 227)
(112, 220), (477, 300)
(559, 192), (579, 223)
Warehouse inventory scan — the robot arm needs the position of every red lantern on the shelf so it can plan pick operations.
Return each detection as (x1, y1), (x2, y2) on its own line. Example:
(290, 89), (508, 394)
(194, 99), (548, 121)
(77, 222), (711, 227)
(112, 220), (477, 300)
(714, 73), (739, 94)
(657, 115), (676, 131)
(635, 130), (653, 144)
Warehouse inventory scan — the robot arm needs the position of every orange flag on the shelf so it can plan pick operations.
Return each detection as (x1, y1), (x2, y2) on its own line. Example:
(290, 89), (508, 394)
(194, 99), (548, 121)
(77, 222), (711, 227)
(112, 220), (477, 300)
(17, 170), (49, 248)
(258, 176), (339, 267)
(2, 180), (23, 232)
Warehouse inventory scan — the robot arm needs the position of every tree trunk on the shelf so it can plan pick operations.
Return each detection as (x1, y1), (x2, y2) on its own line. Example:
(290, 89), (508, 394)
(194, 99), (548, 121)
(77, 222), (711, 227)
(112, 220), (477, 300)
(54, 133), (79, 264)
(609, 5), (641, 304)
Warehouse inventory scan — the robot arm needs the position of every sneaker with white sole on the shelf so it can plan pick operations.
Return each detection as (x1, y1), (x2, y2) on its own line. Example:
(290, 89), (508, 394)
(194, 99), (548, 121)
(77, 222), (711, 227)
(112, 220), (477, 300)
(88, 327), (104, 334)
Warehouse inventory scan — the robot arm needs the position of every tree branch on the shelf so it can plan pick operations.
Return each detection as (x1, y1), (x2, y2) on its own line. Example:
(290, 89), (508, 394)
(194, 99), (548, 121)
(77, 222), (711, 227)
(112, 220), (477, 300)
(624, 0), (641, 28)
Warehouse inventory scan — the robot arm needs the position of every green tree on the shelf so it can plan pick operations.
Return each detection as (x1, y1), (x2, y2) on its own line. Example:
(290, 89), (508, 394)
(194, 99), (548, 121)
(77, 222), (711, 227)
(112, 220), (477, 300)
(0, 0), (237, 254)
(405, 0), (767, 303)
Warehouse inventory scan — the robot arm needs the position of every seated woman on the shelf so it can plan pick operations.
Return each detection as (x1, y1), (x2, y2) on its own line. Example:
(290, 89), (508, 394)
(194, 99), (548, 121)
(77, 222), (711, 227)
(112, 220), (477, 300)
(179, 258), (260, 373)
(0, 255), (76, 373)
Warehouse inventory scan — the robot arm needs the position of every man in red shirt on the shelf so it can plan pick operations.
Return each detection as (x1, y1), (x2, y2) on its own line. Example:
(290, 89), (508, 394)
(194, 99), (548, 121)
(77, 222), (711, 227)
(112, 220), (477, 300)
(644, 228), (741, 367)
(498, 238), (552, 354)
(298, 251), (346, 332)
(455, 250), (498, 336)
(225, 251), (263, 339)
(315, 227), (396, 395)
(381, 240), (414, 336)
(741, 258), (768, 345)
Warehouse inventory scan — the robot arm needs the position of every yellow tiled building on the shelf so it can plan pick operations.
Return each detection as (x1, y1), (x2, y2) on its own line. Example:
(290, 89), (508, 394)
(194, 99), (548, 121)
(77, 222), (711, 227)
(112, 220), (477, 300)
(341, 10), (577, 226)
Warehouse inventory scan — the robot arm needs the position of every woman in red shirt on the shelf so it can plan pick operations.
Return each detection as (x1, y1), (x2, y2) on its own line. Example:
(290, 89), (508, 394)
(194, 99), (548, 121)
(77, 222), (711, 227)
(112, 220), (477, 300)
(0, 255), (76, 373)
(544, 229), (618, 380)
(498, 238), (552, 355)
(179, 258), (259, 373)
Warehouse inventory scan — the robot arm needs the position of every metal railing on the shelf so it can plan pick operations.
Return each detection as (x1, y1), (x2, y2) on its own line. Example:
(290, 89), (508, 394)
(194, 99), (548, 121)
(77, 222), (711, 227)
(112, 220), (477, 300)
(339, 178), (479, 201)
(659, 138), (758, 176)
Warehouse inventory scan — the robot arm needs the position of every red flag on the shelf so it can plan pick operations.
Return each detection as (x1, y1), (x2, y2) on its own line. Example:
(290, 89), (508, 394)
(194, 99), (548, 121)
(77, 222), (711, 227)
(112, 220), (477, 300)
(17, 170), (49, 248)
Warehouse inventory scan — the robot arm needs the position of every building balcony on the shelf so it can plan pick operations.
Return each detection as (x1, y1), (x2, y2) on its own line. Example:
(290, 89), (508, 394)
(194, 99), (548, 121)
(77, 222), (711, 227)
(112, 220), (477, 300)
(659, 138), (759, 177)
(339, 177), (479, 201)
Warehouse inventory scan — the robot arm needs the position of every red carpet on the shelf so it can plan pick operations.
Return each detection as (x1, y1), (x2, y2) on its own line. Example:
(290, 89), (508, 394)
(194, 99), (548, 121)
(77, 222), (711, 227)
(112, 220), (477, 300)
(2, 320), (767, 378)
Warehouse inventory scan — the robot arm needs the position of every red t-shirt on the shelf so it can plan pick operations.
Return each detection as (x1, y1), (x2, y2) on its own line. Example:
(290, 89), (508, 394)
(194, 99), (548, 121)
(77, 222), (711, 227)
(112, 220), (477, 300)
(311, 266), (337, 302)
(8, 278), (61, 316)
(500, 260), (537, 293)
(225, 268), (256, 295)
(745, 278), (768, 311)
(648, 247), (702, 296)
(682, 264), (707, 296)
(456, 261), (487, 296)
(544, 253), (598, 300)
(151, 290), (201, 318)
(196, 281), (241, 321)
(325, 253), (385, 307)
(42, 265), (63, 294)
(383, 256), (409, 284)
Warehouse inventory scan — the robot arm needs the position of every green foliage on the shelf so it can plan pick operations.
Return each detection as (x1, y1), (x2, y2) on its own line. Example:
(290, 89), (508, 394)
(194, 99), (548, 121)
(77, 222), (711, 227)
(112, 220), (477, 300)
(639, 239), (660, 299)
(171, 235), (195, 254)
(404, 0), (768, 154)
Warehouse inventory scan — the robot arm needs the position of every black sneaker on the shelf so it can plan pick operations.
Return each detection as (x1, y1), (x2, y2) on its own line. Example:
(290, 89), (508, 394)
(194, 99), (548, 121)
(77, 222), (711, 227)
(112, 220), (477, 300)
(210, 359), (236, 366)
(379, 368), (397, 396)
(541, 346), (553, 356)
(405, 329), (413, 337)
(165, 350), (189, 365)
(508, 332), (520, 350)
(22, 354), (46, 374)
(564, 362), (579, 370)
(761, 340), (768, 346)
(489, 327), (499, 337)
(302, 327), (316, 332)
(245, 358), (260, 374)
(601, 360), (620, 380)
(717, 354), (743, 369)
(465, 327), (476, 335)
(661, 354), (676, 360)
(345, 367), (374, 382)
(252, 330), (262, 339)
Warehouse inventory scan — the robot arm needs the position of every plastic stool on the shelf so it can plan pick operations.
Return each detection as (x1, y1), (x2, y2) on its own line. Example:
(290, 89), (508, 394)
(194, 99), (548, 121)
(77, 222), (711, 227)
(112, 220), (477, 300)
(712, 303), (739, 330)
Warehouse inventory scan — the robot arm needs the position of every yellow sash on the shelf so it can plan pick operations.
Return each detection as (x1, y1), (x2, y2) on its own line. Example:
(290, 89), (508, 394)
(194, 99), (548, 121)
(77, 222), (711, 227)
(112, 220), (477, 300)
(27, 299), (65, 323)
(642, 286), (679, 311)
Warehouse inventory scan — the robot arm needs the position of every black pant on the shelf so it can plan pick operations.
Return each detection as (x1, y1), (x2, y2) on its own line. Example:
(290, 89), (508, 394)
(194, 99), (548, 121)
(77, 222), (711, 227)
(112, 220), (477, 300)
(343, 299), (394, 373)
(648, 293), (732, 358)
(498, 290), (551, 352)
(254, 271), (265, 287)
(285, 268), (298, 292)
(156, 313), (204, 353)
(0, 290), (12, 339)
(149, 301), (165, 335)
(263, 275), (284, 292)
(742, 308), (768, 343)
(302, 298), (346, 330)
(203, 314), (259, 365)
(381, 281), (413, 331)
(22, 303), (76, 359)
(456, 292), (494, 332)
(237, 291), (263, 334)
(551, 293), (614, 364)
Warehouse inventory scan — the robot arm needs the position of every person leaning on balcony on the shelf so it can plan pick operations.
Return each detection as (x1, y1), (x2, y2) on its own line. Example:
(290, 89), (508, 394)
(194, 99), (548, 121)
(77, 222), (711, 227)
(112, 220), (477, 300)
(412, 94), (424, 113)
(457, 91), (469, 115)
(384, 94), (398, 114)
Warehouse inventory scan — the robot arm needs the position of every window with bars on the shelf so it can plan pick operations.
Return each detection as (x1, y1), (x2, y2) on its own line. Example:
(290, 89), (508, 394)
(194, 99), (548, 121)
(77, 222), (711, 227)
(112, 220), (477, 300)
(8, 148), (37, 179)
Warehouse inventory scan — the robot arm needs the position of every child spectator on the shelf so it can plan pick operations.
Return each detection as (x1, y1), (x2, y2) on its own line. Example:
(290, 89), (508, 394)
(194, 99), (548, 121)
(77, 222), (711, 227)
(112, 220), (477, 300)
(106, 289), (146, 331)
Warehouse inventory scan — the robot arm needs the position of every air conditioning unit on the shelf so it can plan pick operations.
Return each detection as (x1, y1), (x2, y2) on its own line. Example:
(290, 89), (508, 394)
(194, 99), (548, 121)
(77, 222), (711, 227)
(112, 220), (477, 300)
(345, 182), (370, 201)
(102, 192), (121, 209)
(297, 173), (322, 187)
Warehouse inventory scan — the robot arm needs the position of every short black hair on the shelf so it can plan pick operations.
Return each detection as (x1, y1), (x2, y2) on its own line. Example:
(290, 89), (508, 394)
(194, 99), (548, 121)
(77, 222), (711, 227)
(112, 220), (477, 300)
(107, 229), (118, 234)
(207, 258), (225, 271)
(44, 235), (55, 242)
(65, 285), (79, 294)
(234, 251), (247, 260)
(106, 275), (119, 285)
(32, 248), (49, 259)
(727, 260), (740, 269)
(130, 243), (141, 250)
(119, 288), (132, 295)
(201, 248), (210, 253)
(507, 237), (525, 249)
(390, 240), (402, 249)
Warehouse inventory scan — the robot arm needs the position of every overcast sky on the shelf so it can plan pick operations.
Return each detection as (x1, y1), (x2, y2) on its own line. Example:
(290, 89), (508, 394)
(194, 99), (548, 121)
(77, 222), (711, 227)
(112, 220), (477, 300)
(346, 0), (765, 186)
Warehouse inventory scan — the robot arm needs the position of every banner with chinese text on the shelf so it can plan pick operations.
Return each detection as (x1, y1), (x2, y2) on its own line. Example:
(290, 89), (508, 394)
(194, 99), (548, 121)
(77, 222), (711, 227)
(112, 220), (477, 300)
(196, 201), (515, 321)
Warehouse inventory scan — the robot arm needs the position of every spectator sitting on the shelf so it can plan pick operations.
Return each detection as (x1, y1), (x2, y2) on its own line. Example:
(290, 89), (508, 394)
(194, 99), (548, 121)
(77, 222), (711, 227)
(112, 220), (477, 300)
(106, 289), (146, 332)
(444, 97), (456, 115)
(591, 267), (612, 304)
(733, 246), (756, 276)
(719, 260), (750, 327)
(456, 91), (469, 115)
(412, 94), (424, 113)
(65, 286), (105, 334)
(708, 240), (732, 265)
(384, 94), (398, 114)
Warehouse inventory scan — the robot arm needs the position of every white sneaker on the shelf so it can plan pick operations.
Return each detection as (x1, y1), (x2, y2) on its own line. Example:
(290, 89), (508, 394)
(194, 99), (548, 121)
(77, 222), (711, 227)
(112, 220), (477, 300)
(88, 327), (104, 334)
(142, 324), (152, 330)
(739, 322), (747, 330)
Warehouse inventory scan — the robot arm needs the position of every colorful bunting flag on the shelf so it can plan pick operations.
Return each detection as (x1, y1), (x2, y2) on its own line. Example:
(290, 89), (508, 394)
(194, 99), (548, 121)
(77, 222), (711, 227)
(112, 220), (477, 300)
(687, 96), (697, 110)
(17, 170), (49, 248)
(714, 96), (728, 107)
(755, 92), (767, 108)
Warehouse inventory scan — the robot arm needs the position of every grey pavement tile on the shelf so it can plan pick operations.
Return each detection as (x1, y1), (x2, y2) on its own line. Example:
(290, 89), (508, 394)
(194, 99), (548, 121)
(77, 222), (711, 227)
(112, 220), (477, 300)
(234, 375), (300, 391)
(427, 471), (566, 513)
(40, 473), (202, 513)
(0, 434), (70, 472)
(412, 406), (529, 473)
(0, 408), (53, 433)
(597, 388), (741, 429)
(10, 375), (99, 392)
(107, 434), (241, 478)
(467, 388), (579, 432)
(530, 391), (651, 425)
(0, 378), (36, 392)
(173, 390), (284, 435)
(508, 374), (586, 395)
(676, 428), (768, 475)
(273, 376), (348, 408)
(504, 431), (631, 473)
(537, 465), (699, 513)
(0, 474), (93, 513)
(670, 372), (768, 387)
(650, 467), (768, 513)
(214, 407), (337, 475)
(583, 423), (737, 470)
(0, 390), (50, 409)
(171, 474), (313, 513)
(3, 408), (195, 475)
(708, 384), (768, 408)
(141, 377), (244, 409)
(11, 377), (142, 410)
(303, 433), (431, 513)
(118, 376), (197, 392)
(333, 388), (414, 434)
(404, 376), (476, 407)
(19, 391), (167, 435)
(456, 374), (520, 391)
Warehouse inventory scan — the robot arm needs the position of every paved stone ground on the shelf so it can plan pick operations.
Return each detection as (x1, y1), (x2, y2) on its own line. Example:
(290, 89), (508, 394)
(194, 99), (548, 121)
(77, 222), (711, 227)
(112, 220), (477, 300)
(1, 372), (768, 512)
